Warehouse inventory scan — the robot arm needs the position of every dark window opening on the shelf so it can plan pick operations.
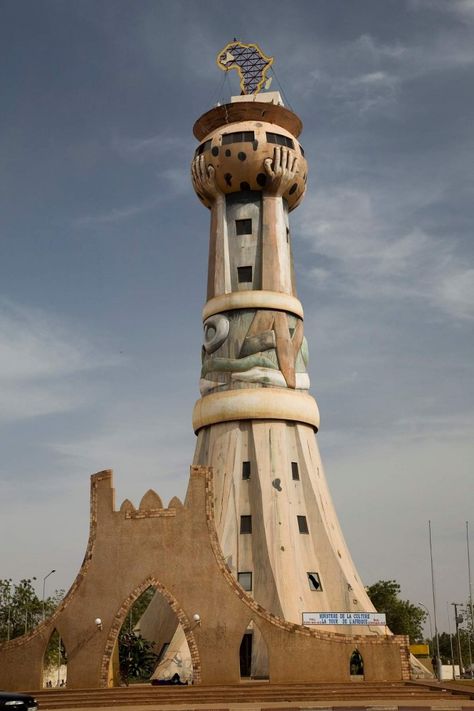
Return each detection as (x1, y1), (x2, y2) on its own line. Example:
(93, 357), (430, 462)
(286, 227), (290, 243)
(238, 266), (253, 283)
(195, 139), (212, 156)
(238, 572), (252, 591)
(239, 632), (252, 677)
(223, 131), (255, 145)
(307, 572), (322, 591)
(350, 650), (364, 677)
(297, 515), (309, 534)
(291, 462), (300, 480)
(240, 515), (252, 534)
(242, 461), (251, 480)
(236, 219), (252, 235)
(266, 132), (294, 149)
(299, 143), (305, 156)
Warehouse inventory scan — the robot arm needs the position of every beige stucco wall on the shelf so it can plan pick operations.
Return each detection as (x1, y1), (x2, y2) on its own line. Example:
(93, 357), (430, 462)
(0, 467), (410, 690)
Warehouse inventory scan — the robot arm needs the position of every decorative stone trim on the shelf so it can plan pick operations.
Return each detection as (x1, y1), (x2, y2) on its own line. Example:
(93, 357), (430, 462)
(192, 388), (320, 433)
(202, 291), (304, 321)
(124, 509), (176, 519)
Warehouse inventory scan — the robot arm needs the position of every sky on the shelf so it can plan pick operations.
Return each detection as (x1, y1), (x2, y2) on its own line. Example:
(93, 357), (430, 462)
(1, 0), (473, 636)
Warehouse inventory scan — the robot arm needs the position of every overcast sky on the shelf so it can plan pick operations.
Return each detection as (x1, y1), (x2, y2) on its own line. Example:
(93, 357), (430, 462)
(1, 0), (473, 635)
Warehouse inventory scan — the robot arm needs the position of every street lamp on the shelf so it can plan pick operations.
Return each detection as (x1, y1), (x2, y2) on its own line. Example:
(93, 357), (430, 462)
(418, 602), (433, 646)
(42, 569), (56, 621)
(452, 602), (464, 676)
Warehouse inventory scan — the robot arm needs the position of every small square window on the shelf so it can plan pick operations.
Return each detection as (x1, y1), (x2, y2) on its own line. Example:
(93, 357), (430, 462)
(238, 266), (252, 283)
(240, 515), (252, 533)
(291, 462), (300, 480)
(242, 461), (251, 480)
(238, 572), (252, 591)
(236, 219), (252, 235)
(297, 515), (309, 534)
(307, 572), (322, 591)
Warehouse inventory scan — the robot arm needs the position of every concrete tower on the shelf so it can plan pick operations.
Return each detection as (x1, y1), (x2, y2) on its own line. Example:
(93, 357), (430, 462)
(139, 45), (382, 682)
(190, 53), (379, 658)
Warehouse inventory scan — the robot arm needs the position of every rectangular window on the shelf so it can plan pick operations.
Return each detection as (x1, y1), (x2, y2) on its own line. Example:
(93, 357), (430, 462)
(235, 218), (252, 235)
(242, 461), (251, 480)
(266, 132), (294, 149)
(195, 139), (212, 156)
(286, 227), (290, 243)
(222, 131), (255, 145)
(238, 266), (253, 283)
(291, 462), (300, 480)
(297, 515), (309, 534)
(240, 515), (252, 534)
(307, 572), (322, 591)
(299, 143), (305, 157)
(238, 572), (253, 591)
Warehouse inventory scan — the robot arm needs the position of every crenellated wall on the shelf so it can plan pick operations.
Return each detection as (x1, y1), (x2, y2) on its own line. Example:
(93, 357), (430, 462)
(0, 466), (410, 690)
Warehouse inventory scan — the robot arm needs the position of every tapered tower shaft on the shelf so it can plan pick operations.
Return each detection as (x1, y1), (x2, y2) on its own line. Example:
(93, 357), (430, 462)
(190, 94), (377, 635)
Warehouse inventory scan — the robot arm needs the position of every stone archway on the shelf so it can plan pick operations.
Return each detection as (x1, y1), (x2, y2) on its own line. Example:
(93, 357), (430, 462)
(99, 576), (201, 686)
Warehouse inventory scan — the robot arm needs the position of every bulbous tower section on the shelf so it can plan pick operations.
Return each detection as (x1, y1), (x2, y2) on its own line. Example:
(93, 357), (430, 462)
(190, 92), (378, 671)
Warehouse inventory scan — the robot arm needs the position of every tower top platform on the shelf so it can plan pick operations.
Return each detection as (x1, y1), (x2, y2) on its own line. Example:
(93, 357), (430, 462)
(193, 100), (303, 141)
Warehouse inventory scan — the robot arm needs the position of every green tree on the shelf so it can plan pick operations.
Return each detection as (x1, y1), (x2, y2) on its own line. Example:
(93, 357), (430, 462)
(118, 631), (159, 684)
(44, 628), (67, 671)
(0, 578), (64, 641)
(433, 630), (472, 668)
(366, 580), (426, 643)
(118, 587), (158, 685)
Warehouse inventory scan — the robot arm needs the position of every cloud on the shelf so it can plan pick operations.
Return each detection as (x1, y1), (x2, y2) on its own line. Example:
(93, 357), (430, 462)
(74, 132), (193, 227)
(112, 133), (183, 158)
(293, 26), (474, 114)
(0, 300), (120, 423)
(296, 186), (474, 320)
(409, 0), (474, 23)
(74, 194), (163, 226)
(49, 405), (193, 506)
(436, 268), (474, 320)
(0, 383), (86, 424)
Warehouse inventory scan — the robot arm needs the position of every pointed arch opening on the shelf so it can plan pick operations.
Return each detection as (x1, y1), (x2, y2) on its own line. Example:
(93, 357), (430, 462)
(349, 649), (364, 680)
(42, 628), (67, 688)
(104, 579), (200, 687)
(239, 620), (269, 680)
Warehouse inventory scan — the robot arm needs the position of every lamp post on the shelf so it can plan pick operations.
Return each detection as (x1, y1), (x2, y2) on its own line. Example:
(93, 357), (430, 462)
(418, 602), (433, 648)
(447, 601), (456, 680)
(466, 521), (474, 678)
(42, 569), (56, 621)
(452, 602), (464, 676)
(428, 521), (442, 679)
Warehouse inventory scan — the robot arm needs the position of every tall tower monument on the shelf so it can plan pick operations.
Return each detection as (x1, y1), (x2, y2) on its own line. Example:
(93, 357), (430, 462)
(190, 43), (378, 652)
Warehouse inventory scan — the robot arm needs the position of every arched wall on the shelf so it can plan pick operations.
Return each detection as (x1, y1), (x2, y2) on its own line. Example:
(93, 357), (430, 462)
(0, 466), (411, 690)
(100, 576), (201, 686)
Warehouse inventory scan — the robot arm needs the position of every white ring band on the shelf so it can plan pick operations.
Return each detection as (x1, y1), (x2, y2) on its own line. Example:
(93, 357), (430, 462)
(192, 388), (319, 433)
(203, 291), (304, 321)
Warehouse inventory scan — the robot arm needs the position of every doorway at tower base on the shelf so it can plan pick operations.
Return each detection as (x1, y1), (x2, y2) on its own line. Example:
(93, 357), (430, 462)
(239, 621), (269, 679)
